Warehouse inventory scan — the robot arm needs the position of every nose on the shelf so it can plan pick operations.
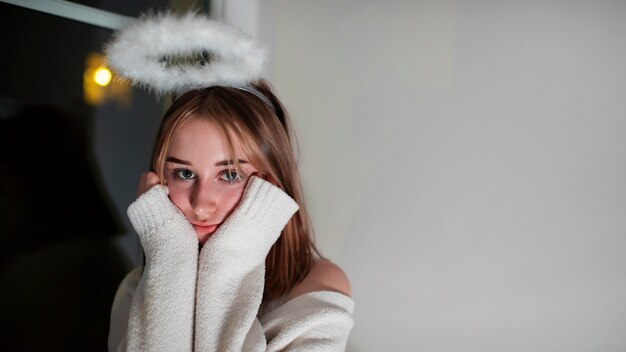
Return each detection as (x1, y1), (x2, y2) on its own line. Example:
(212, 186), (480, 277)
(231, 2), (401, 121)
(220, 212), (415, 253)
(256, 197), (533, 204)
(191, 179), (218, 219)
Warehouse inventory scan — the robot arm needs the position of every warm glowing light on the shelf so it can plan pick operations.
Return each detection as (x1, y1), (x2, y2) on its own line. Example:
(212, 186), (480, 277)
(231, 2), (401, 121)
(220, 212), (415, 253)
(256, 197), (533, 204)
(94, 66), (112, 86)
(84, 52), (132, 107)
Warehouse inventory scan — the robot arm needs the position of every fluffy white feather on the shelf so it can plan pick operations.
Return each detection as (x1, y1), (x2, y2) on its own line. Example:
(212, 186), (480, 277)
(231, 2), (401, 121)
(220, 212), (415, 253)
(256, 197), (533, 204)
(103, 10), (266, 96)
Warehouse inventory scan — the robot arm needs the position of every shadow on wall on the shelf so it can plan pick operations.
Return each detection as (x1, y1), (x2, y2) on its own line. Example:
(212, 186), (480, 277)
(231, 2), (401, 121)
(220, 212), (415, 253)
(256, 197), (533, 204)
(0, 103), (132, 351)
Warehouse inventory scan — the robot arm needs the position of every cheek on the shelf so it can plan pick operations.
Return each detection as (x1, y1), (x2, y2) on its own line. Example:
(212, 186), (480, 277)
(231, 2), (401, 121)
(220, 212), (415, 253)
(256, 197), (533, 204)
(221, 186), (246, 216)
(166, 183), (191, 212)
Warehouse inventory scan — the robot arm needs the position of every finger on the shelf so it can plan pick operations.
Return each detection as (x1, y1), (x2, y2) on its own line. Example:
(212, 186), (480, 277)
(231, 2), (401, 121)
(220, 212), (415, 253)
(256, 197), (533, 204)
(136, 171), (159, 198)
(145, 171), (161, 187)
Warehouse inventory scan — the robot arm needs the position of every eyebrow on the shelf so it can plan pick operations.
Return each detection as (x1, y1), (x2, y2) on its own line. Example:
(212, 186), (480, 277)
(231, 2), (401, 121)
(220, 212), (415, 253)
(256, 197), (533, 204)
(166, 156), (248, 167)
(215, 159), (248, 167)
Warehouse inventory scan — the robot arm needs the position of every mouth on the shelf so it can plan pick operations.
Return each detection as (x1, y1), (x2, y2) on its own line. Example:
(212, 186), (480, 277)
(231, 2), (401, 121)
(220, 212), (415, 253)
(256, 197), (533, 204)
(192, 223), (218, 235)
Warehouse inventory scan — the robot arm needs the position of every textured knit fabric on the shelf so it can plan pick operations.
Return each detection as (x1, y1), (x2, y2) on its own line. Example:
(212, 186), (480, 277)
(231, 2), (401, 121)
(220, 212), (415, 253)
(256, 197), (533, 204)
(108, 177), (354, 351)
(111, 184), (199, 352)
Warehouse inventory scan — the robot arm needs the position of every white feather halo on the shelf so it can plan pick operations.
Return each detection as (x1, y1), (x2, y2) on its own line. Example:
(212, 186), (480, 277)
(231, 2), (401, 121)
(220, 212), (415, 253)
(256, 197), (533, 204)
(103, 10), (267, 96)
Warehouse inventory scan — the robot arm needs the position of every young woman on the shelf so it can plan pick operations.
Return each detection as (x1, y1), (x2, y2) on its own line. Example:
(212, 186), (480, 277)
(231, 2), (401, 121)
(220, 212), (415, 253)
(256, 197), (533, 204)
(107, 79), (354, 351)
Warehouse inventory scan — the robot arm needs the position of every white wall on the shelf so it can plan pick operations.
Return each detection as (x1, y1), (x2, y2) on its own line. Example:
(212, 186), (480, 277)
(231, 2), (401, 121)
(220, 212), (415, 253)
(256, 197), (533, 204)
(255, 0), (626, 351)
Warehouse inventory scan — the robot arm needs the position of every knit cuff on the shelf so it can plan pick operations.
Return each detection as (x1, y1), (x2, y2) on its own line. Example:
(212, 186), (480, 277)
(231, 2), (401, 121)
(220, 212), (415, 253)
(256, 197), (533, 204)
(233, 176), (299, 235)
(127, 185), (182, 236)
(201, 177), (299, 266)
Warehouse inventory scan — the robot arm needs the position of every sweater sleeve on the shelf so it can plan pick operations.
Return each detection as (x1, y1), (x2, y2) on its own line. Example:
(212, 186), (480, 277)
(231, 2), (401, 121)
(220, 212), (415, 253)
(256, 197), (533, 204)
(194, 177), (299, 351)
(257, 291), (355, 352)
(194, 177), (355, 351)
(108, 185), (199, 352)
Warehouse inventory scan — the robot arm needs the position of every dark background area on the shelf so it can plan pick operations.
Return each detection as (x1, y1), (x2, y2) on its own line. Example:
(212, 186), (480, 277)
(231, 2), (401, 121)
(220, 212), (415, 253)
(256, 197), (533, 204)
(0, 1), (175, 350)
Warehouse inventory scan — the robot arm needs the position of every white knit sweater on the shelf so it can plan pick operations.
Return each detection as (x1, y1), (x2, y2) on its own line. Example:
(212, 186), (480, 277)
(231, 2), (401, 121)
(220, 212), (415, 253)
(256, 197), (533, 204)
(108, 177), (354, 351)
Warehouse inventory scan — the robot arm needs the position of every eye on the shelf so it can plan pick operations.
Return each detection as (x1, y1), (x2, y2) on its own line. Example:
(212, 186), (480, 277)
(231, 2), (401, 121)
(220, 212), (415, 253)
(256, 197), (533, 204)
(173, 168), (195, 180)
(218, 169), (245, 184)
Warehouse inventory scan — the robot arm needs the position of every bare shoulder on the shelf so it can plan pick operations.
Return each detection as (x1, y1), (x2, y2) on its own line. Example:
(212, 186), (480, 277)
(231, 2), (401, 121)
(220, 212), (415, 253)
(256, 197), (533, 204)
(288, 259), (352, 300)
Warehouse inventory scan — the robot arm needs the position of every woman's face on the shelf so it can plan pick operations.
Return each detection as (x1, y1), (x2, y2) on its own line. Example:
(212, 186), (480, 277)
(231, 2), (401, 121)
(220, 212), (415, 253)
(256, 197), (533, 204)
(164, 117), (258, 245)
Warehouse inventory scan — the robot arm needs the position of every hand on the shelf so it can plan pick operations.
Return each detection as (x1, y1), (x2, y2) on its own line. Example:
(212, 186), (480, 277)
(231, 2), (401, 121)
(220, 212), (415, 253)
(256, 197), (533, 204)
(136, 171), (161, 198)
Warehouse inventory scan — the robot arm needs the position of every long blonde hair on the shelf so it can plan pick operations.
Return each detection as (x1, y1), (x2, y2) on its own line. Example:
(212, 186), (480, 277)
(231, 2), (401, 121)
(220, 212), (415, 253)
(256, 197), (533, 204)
(150, 80), (321, 302)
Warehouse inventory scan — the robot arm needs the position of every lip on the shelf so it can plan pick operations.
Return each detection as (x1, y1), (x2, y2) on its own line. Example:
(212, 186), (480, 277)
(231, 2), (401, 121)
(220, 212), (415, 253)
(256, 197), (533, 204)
(192, 223), (218, 234)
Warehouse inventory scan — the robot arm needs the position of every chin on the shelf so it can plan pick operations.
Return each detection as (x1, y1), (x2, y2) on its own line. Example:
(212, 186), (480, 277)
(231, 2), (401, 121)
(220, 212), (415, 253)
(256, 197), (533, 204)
(197, 232), (213, 246)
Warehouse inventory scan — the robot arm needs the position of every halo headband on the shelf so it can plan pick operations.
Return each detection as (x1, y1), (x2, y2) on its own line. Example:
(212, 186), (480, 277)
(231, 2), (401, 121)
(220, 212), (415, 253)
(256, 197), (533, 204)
(103, 10), (267, 97)
(236, 86), (275, 111)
